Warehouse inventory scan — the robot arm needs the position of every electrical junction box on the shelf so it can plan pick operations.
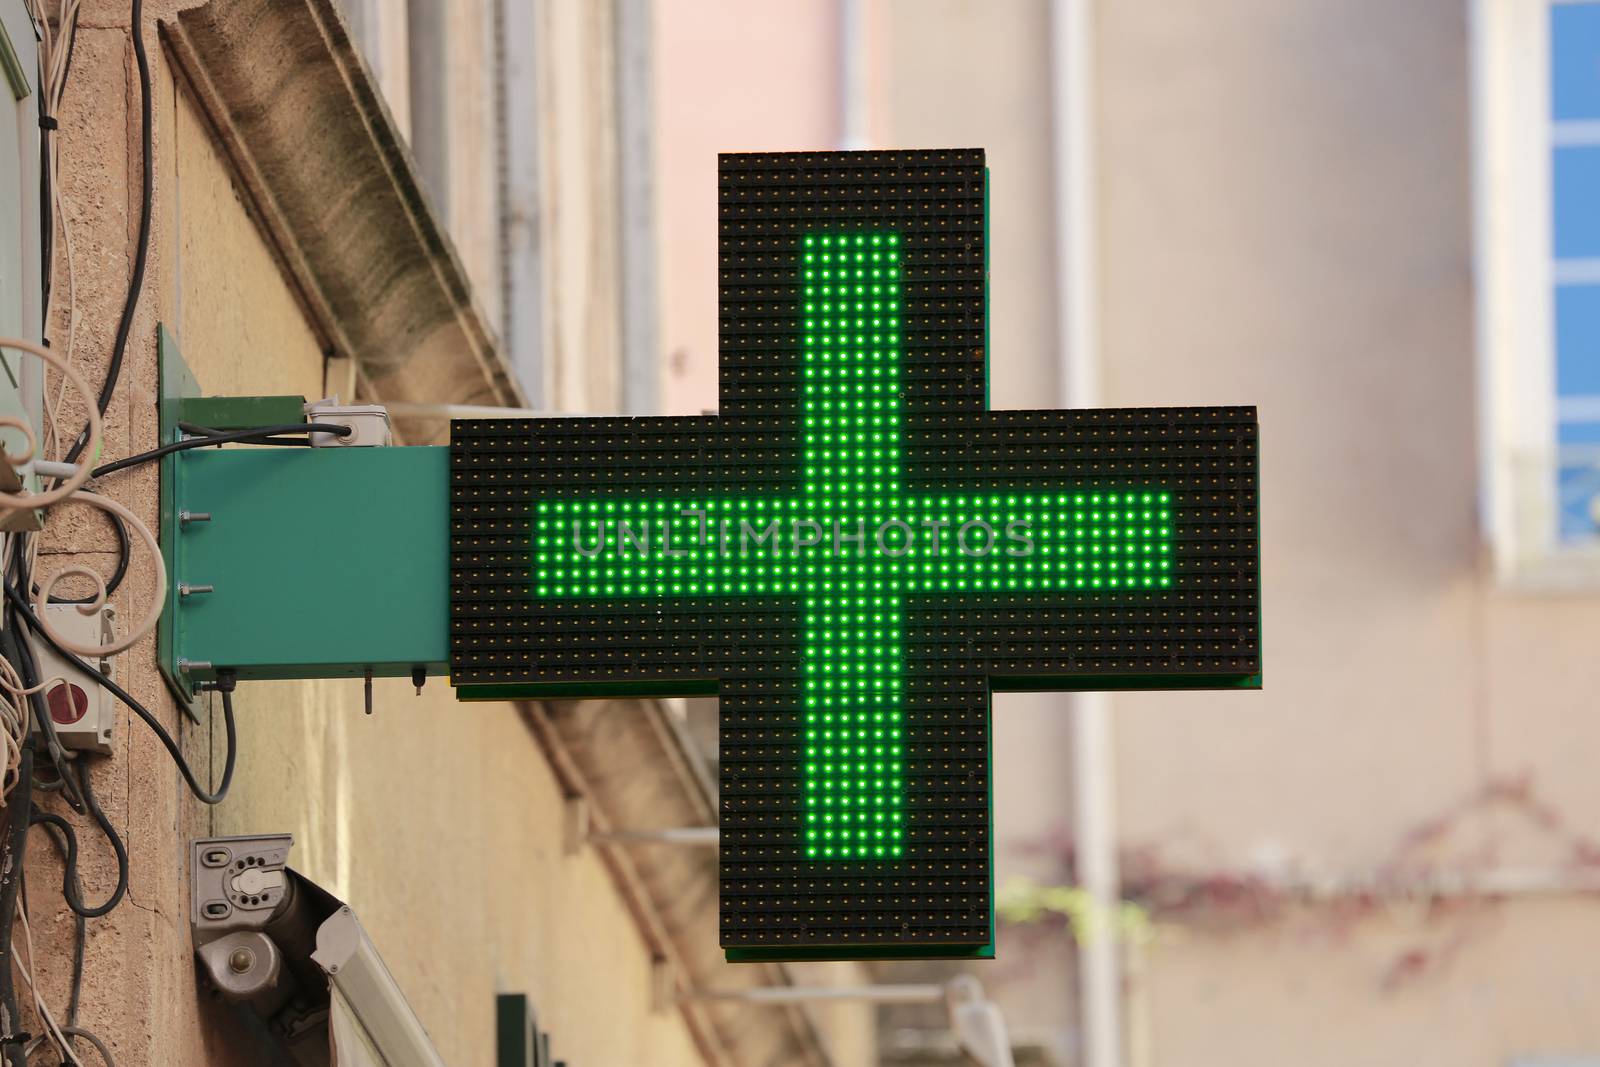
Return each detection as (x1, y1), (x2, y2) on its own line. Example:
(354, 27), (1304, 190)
(31, 603), (116, 754)
(304, 398), (392, 447)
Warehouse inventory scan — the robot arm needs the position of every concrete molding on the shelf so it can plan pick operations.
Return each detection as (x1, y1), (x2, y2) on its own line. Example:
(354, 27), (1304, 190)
(161, 0), (524, 433)
(522, 699), (836, 1067)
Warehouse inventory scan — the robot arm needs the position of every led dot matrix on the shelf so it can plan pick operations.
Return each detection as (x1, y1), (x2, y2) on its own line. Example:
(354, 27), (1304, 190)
(802, 230), (907, 859)
(449, 149), (1262, 962)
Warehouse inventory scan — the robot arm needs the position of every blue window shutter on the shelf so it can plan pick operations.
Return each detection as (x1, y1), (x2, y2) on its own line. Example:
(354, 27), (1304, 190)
(1552, 3), (1600, 542)
(1553, 3), (1600, 119)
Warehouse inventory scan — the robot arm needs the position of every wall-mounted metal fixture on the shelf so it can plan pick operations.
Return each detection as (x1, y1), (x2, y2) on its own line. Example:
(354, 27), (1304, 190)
(191, 833), (446, 1066)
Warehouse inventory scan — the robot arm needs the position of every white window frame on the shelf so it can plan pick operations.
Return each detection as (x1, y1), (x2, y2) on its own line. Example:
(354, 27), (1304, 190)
(1474, 0), (1600, 587)
(335, 0), (412, 136)
(0, 0), (41, 503)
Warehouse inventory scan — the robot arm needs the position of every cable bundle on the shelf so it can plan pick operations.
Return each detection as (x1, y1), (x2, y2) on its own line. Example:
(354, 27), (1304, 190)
(0, 5), (363, 1061)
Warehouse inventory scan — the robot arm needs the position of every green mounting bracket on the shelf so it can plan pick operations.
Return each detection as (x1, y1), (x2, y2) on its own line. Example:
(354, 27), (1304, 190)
(157, 327), (449, 710)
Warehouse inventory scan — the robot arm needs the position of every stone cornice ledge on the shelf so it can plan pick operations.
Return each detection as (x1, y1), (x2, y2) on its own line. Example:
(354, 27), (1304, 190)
(162, 0), (524, 420)
(160, 5), (846, 1064)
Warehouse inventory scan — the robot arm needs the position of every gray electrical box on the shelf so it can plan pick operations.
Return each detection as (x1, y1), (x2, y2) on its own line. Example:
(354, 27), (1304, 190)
(30, 603), (116, 753)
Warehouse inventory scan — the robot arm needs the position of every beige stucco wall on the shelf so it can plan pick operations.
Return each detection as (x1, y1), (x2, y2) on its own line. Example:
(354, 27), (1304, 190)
(1098, 1), (1600, 1063)
(168, 88), (702, 1063)
(14, 3), (714, 1065)
(1139, 897), (1600, 1063)
(21, 12), (209, 1065)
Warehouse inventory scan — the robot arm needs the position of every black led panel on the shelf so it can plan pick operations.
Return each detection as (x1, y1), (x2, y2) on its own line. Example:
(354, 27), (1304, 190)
(449, 149), (1261, 963)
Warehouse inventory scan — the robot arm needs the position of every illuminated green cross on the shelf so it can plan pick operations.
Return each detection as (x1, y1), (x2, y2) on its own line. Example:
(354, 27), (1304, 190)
(532, 231), (1174, 861)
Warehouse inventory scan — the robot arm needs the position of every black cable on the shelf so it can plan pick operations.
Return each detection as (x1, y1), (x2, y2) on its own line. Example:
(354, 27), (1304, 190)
(46, 490), (132, 604)
(177, 421), (360, 447)
(30, 15), (131, 606)
(59, 1026), (114, 1067)
(29, 802), (126, 920)
(209, 435), (351, 448)
(4, 583), (238, 806)
(29, 769), (66, 795)
(63, 0), (152, 469)
(26, 761), (126, 919)
(175, 420), (352, 438)
(0, 746), (33, 1067)
(74, 762), (124, 918)
(37, 68), (52, 325)
(67, 910), (85, 1028)
(67, 908), (85, 1025)
(89, 422), (352, 479)
(35, 1), (78, 327)
(209, 684), (239, 803)
(177, 420), (360, 444)
(37, 0), (85, 324)
(24, 2), (132, 625)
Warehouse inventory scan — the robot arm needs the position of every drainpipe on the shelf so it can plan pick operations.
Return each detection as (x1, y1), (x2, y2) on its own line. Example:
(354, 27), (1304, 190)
(1049, 3), (1122, 1067)
(837, 0), (868, 150)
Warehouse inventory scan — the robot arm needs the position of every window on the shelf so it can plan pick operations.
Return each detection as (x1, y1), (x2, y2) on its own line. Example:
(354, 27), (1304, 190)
(1553, 3), (1600, 543)
(1474, 0), (1600, 583)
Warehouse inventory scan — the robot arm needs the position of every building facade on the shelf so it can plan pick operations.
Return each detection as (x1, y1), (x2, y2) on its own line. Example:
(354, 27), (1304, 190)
(11, 0), (876, 1064)
(8, 0), (1600, 1065)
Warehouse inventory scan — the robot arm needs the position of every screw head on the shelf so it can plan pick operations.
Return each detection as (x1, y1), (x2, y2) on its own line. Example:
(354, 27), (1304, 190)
(228, 947), (254, 973)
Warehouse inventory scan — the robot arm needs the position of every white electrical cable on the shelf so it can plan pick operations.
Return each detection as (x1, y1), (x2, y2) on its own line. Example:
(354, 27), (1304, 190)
(0, 655), (71, 703)
(0, 337), (98, 510)
(25, 0), (82, 474)
(0, 543), (21, 803)
(42, 189), (80, 471)
(23, 0), (87, 603)
(0, 705), (20, 800)
(13, 900), (84, 1067)
(31, 491), (164, 657)
(27, 460), (76, 480)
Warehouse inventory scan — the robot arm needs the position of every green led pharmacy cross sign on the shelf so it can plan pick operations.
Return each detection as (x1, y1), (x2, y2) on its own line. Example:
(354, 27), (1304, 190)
(449, 149), (1261, 963)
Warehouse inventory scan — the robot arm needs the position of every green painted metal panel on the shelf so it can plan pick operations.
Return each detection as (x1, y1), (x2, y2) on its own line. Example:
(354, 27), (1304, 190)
(178, 394), (307, 431)
(169, 445), (450, 684)
(0, 6), (31, 102)
(158, 326), (450, 693)
(495, 994), (536, 1067)
(157, 326), (202, 709)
